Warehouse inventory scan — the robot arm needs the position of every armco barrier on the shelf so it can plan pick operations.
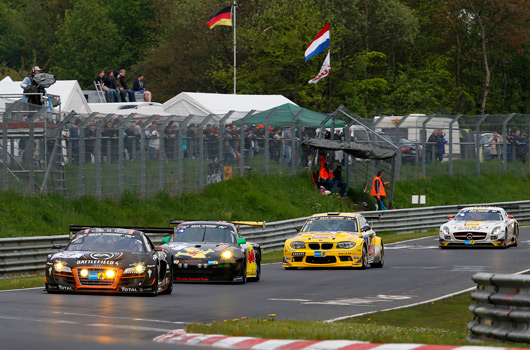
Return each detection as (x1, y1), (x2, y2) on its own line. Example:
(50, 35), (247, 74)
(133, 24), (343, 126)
(468, 272), (530, 343)
(1, 200), (529, 277)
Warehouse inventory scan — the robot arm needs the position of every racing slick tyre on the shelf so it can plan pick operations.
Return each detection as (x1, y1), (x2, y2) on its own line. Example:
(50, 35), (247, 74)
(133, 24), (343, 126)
(238, 261), (247, 284)
(370, 243), (384, 268)
(360, 245), (368, 270)
(501, 230), (509, 249)
(160, 263), (173, 295)
(513, 225), (520, 247)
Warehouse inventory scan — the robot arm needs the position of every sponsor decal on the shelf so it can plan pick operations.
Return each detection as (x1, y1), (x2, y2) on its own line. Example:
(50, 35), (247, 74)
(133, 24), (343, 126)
(292, 252), (305, 256)
(148, 270), (153, 278)
(215, 244), (230, 251)
(175, 247), (214, 259)
(353, 256), (360, 259)
(247, 248), (256, 263)
(208, 261), (218, 265)
(77, 260), (118, 265)
(465, 221), (482, 227)
(285, 256), (291, 261)
(121, 287), (138, 292)
(58, 285), (73, 291)
(168, 243), (192, 250)
(235, 276), (244, 281)
(184, 260), (204, 263)
(176, 277), (209, 281)
(368, 244), (375, 256)
(51, 252), (85, 259)
(312, 234), (333, 239)
(314, 251), (325, 257)
(89, 252), (116, 260)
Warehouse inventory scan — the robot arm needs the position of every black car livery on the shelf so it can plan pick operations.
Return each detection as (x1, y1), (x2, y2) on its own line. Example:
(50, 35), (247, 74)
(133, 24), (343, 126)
(162, 221), (262, 283)
(45, 227), (173, 295)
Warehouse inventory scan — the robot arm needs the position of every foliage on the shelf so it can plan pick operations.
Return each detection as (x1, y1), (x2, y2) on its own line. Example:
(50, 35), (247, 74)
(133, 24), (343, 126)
(1, 0), (530, 114)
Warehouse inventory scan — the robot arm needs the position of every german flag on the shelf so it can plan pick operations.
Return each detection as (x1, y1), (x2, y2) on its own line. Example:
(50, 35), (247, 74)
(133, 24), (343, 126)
(206, 6), (232, 29)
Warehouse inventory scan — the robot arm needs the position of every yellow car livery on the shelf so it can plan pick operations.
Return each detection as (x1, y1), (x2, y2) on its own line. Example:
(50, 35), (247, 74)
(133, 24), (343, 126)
(283, 212), (384, 269)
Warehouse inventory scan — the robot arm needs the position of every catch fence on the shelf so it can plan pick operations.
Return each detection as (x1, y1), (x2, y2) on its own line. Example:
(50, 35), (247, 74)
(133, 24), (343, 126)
(1, 103), (529, 199)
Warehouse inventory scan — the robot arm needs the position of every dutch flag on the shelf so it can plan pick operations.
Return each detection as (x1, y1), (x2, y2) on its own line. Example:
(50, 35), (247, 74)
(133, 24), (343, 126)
(305, 22), (330, 62)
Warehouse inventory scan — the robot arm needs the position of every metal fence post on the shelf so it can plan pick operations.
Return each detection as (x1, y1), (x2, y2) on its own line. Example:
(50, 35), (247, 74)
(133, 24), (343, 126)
(78, 113), (97, 196)
(118, 113), (137, 194)
(239, 113), (254, 177)
(448, 115), (462, 176)
(421, 114), (436, 177)
(139, 115), (159, 198)
(198, 115), (214, 189)
(95, 114), (114, 199)
(475, 114), (488, 176)
(502, 113), (516, 173)
(158, 115), (175, 192)
(218, 111), (235, 164)
(291, 109), (305, 175)
(177, 115), (196, 195)
(27, 106), (47, 195)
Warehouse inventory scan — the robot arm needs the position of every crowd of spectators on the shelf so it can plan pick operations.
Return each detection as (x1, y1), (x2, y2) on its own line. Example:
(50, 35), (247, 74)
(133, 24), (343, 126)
(94, 70), (152, 103)
(489, 129), (529, 163)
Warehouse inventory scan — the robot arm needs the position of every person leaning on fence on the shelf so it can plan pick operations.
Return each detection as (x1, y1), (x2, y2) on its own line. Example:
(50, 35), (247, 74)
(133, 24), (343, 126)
(371, 170), (389, 210)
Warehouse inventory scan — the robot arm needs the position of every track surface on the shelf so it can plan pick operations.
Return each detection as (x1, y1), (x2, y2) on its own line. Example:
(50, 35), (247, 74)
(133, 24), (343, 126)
(1, 227), (529, 349)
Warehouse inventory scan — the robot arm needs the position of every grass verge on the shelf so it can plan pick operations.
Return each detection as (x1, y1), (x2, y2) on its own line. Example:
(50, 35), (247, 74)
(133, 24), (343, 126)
(185, 292), (528, 348)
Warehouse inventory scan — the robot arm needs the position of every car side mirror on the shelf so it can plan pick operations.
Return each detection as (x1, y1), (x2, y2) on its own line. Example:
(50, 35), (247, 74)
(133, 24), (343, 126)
(52, 244), (66, 250)
(237, 238), (247, 245)
(447, 215), (454, 219)
(508, 215), (514, 219)
(362, 226), (371, 232)
(154, 247), (163, 252)
(294, 227), (301, 232)
(161, 236), (169, 244)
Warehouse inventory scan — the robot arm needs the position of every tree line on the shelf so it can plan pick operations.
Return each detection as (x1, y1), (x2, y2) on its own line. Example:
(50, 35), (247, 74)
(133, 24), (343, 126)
(1, 0), (529, 117)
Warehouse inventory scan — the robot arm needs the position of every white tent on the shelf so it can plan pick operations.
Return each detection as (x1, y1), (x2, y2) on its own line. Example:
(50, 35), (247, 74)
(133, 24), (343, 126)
(88, 102), (172, 116)
(0, 76), (91, 114)
(162, 92), (297, 123)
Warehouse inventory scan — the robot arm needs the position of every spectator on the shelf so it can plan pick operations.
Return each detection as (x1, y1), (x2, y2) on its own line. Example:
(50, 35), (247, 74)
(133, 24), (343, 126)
(133, 74), (152, 102)
(103, 70), (121, 102)
(371, 170), (389, 210)
(282, 126), (295, 165)
(118, 69), (136, 102)
(436, 129), (447, 161)
(488, 131), (502, 160)
(124, 122), (140, 160)
(319, 162), (336, 191)
(146, 122), (159, 160)
(69, 120), (81, 164)
(427, 129), (439, 164)
(332, 164), (348, 197)
(20, 66), (44, 105)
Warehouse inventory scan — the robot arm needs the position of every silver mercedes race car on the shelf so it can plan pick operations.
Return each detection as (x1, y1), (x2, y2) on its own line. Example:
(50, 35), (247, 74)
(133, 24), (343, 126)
(439, 206), (519, 248)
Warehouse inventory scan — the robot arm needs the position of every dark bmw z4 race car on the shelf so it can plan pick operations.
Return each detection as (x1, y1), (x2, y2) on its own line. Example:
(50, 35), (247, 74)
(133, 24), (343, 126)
(161, 220), (264, 283)
(45, 226), (174, 295)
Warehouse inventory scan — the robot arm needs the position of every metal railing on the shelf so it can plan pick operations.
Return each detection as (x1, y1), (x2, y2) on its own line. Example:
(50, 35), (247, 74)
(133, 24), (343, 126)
(1, 200), (529, 277)
(468, 272), (530, 343)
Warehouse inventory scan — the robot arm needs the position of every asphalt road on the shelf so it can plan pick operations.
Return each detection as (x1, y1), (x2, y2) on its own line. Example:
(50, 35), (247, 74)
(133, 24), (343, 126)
(1, 227), (529, 349)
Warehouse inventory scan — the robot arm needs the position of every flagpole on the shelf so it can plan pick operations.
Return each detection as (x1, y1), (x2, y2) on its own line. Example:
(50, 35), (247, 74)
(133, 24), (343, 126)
(233, 0), (237, 94)
(328, 21), (331, 111)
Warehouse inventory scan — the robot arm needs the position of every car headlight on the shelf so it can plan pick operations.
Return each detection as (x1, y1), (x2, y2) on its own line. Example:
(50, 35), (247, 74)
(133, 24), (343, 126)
(337, 241), (356, 249)
(441, 226), (450, 235)
(492, 226), (502, 236)
(53, 262), (72, 273)
(124, 264), (146, 274)
(290, 241), (305, 249)
(221, 250), (233, 259)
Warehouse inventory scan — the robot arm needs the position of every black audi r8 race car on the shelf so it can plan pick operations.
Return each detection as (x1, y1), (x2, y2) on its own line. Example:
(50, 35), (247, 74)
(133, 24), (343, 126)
(161, 220), (264, 283)
(45, 226), (174, 295)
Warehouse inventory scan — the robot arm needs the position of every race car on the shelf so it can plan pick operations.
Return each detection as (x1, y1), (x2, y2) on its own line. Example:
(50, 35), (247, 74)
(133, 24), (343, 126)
(439, 206), (519, 248)
(283, 212), (384, 269)
(161, 220), (263, 283)
(45, 226), (174, 295)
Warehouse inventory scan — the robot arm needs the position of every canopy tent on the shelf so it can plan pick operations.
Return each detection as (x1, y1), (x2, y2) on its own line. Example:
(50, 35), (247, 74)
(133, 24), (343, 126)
(162, 92), (297, 123)
(232, 103), (346, 128)
(0, 76), (91, 114)
(303, 138), (396, 160)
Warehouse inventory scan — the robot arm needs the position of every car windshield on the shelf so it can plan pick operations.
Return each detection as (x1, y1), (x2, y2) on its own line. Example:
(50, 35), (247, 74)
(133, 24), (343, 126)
(174, 225), (236, 244)
(454, 210), (502, 222)
(302, 218), (358, 232)
(66, 233), (146, 253)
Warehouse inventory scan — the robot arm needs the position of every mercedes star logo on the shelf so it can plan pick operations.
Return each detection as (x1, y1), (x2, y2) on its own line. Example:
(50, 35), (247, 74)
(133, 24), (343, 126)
(466, 233), (473, 240)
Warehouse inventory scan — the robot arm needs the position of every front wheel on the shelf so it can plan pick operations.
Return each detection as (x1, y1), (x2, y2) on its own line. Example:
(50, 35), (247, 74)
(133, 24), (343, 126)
(513, 225), (519, 247)
(360, 245), (368, 269)
(160, 262), (173, 295)
(370, 243), (384, 268)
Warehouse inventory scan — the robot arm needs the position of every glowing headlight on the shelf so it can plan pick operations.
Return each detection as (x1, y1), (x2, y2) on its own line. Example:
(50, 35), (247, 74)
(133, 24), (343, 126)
(80, 269), (89, 277)
(105, 270), (115, 278)
(221, 250), (233, 259)
(492, 226), (502, 236)
(290, 241), (305, 249)
(124, 264), (146, 274)
(337, 241), (356, 249)
(53, 262), (72, 273)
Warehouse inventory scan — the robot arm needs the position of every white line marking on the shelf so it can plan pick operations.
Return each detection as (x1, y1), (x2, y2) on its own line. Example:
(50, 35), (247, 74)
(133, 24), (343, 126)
(0, 314), (78, 324)
(324, 267), (530, 323)
(267, 298), (312, 302)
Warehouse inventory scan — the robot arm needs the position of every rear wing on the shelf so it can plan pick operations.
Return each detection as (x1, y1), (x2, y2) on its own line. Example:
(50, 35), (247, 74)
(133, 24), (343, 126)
(169, 220), (265, 230)
(69, 225), (174, 239)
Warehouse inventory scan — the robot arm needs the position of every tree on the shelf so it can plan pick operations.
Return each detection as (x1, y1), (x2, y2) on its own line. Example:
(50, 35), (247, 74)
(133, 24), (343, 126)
(51, 0), (121, 88)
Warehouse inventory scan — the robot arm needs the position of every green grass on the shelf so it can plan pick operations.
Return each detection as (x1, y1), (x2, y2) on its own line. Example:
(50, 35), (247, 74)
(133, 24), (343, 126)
(185, 293), (527, 347)
(0, 275), (44, 290)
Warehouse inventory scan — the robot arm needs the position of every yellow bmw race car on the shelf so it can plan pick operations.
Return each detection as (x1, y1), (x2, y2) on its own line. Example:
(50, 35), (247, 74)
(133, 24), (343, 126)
(283, 212), (384, 269)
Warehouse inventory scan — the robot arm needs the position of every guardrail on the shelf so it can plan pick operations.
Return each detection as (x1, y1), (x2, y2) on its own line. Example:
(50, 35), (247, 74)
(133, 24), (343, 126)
(1, 200), (529, 277)
(468, 272), (530, 343)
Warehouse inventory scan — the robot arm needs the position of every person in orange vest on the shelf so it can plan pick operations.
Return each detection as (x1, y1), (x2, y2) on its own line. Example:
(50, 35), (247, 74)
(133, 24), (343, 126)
(371, 170), (389, 210)
(319, 162), (335, 191)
